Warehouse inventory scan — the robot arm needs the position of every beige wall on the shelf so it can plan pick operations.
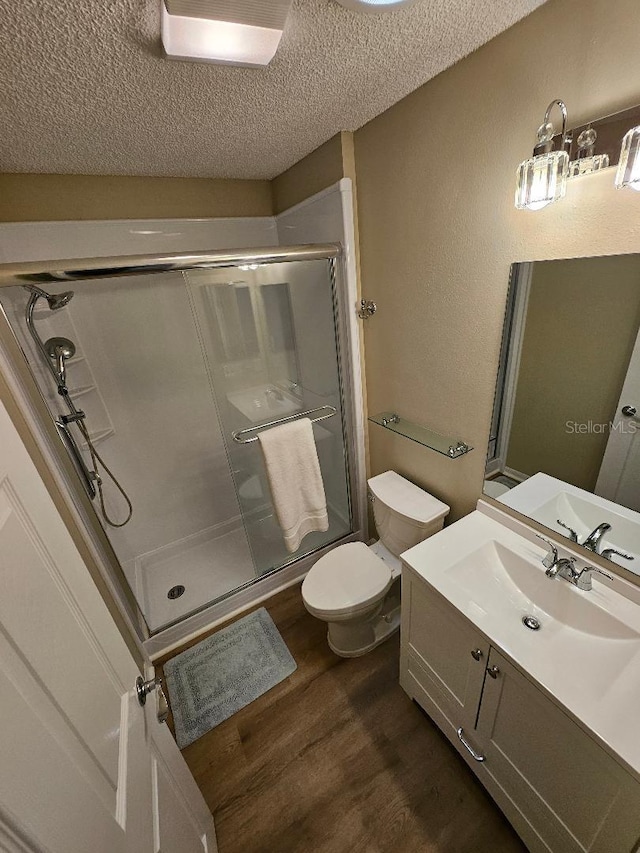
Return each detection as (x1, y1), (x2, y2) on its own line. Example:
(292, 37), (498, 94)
(507, 256), (640, 490)
(0, 174), (273, 221)
(354, 0), (640, 521)
(271, 132), (348, 214)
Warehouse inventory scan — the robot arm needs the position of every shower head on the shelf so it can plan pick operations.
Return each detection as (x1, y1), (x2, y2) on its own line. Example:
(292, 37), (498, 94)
(44, 336), (76, 391)
(24, 285), (74, 310)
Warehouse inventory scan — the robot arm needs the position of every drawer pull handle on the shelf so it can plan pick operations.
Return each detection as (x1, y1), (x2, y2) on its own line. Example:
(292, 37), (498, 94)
(457, 727), (486, 762)
(487, 665), (500, 679)
(471, 648), (483, 661)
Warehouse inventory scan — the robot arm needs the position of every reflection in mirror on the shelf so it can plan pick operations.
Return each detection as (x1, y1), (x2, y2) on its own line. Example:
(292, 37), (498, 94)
(485, 254), (640, 578)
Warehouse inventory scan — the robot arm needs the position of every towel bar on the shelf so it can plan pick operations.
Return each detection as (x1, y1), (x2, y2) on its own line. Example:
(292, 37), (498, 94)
(232, 406), (337, 444)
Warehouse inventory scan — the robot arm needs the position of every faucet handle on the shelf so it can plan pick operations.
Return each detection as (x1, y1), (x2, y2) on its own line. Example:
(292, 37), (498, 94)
(600, 547), (634, 562)
(574, 564), (614, 590)
(535, 534), (558, 569)
(556, 519), (579, 543)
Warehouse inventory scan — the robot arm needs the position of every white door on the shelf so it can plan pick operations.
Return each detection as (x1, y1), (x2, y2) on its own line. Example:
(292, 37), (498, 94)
(0, 401), (216, 853)
(596, 327), (640, 511)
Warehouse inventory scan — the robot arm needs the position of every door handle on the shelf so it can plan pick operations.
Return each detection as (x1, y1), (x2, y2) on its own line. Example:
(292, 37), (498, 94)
(136, 675), (170, 723)
(486, 665), (500, 679)
(622, 405), (637, 417)
(457, 727), (486, 762)
(471, 648), (483, 661)
(136, 675), (162, 706)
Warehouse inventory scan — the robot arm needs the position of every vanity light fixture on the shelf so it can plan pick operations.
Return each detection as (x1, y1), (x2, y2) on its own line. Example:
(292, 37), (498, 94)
(615, 125), (640, 191)
(515, 100), (571, 211)
(161, 0), (293, 67)
(335, 0), (417, 11)
(568, 126), (609, 178)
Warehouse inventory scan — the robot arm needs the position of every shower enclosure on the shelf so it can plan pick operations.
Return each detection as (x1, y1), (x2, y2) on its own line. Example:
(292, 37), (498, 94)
(0, 246), (358, 635)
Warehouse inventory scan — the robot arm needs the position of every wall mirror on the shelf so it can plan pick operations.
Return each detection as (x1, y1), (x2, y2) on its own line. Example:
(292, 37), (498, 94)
(485, 253), (640, 579)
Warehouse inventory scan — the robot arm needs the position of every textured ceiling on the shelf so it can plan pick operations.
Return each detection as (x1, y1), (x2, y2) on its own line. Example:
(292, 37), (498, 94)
(0, 0), (546, 179)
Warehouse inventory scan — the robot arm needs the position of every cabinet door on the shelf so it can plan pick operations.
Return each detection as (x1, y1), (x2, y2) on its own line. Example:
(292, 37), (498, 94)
(401, 573), (489, 733)
(477, 648), (640, 853)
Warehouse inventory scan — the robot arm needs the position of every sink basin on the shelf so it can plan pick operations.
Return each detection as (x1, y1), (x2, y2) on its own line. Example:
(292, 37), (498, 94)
(498, 473), (640, 573)
(446, 540), (639, 641)
(227, 384), (301, 423)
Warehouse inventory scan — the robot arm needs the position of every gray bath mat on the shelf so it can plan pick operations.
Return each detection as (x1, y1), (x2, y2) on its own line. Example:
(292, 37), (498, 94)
(164, 607), (297, 748)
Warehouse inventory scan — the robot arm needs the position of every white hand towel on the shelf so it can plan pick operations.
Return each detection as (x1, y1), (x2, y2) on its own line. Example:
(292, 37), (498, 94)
(258, 417), (329, 553)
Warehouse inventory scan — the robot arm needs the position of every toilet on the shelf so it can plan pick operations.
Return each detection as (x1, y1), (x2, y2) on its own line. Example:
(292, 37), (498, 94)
(483, 479), (511, 499)
(302, 470), (449, 657)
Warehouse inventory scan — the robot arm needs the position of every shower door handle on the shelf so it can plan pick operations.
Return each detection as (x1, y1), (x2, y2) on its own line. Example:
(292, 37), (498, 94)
(55, 418), (97, 500)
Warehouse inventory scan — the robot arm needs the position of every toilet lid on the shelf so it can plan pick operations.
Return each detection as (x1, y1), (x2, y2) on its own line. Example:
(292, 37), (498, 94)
(302, 542), (392, 615)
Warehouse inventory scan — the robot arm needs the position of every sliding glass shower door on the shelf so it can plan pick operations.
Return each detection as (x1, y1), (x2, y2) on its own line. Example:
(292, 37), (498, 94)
(0, 251), (353, 633)
(186, 260), (352, 575)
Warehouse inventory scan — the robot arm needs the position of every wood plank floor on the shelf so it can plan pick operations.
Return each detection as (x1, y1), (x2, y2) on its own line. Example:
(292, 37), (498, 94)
(157, 584), (527, 853)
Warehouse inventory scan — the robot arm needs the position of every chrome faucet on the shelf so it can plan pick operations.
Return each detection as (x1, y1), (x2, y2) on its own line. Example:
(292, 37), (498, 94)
(536, 536), (613, 591)
(582, 523), (612, 553)
(265, 387), (284, 403)
(555, 519), (634, 563)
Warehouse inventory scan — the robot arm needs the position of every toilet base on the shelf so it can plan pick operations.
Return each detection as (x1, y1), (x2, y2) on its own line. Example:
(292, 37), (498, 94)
(327, 589), (401, 658)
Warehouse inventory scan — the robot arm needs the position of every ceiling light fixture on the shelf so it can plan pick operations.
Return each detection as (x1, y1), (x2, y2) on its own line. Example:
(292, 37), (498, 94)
(335, 0), (417, 12)
(161, 0), (293, 67)
(515, 99), (571, 211)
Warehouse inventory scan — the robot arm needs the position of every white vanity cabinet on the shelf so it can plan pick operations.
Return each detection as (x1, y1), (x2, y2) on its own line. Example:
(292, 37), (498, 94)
(400, 565), (640, 853)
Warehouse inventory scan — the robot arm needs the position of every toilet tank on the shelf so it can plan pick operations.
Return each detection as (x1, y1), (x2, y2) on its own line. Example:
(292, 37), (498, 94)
(368, 471), (450, 557)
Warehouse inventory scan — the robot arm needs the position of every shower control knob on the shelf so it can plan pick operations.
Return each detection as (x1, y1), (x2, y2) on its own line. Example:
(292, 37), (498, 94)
(621, 405), (637, 417)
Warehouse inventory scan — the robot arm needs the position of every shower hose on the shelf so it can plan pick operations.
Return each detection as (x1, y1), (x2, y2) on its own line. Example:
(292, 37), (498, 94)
(75, 417), (133, 528)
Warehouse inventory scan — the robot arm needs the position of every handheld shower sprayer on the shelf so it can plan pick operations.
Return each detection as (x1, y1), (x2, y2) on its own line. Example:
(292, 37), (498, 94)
(44, 336), (76, 392)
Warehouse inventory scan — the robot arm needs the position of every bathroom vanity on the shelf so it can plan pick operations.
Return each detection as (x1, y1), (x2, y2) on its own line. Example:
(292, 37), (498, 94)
(399, 506), (640, 853)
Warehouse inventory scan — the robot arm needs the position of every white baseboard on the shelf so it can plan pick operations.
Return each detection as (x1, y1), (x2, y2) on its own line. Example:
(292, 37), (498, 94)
(502, 466), (529, 483)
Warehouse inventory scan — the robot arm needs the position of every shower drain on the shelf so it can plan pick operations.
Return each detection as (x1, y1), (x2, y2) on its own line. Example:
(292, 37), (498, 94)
(167, 585), (186, 600)
(522, 614), (541, 631)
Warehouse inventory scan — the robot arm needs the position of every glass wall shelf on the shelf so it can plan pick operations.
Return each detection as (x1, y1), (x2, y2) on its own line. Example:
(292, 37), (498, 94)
(369, 412), (473, 459)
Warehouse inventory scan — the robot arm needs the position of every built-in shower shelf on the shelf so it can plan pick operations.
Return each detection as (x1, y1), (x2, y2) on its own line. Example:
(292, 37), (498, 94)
(68, 384), (96, 400)
(369, 412), (473, 459)
(80, 428), (114, 449)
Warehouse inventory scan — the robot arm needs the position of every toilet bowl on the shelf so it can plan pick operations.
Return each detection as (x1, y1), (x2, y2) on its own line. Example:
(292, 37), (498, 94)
(483, 479), (511, 499)
(302, 471), (449, 657)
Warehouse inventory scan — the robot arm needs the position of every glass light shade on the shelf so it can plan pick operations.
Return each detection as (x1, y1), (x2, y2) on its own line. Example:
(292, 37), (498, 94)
(615, 125), (640, 191)
(569, 153), (610, 178)
(515, 150), (569, 210)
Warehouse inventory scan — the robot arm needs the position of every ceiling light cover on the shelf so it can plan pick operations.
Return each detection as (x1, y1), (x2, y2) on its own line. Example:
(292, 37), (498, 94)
(161, 0), (292, 67)
(335, 0), (417, 12)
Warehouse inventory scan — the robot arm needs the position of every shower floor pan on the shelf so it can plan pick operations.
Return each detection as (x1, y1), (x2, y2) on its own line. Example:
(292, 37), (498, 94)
(137, 527), (254, 632)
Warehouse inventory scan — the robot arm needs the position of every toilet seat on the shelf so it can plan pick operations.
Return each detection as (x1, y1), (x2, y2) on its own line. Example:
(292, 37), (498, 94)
(302, 542), (392, 618)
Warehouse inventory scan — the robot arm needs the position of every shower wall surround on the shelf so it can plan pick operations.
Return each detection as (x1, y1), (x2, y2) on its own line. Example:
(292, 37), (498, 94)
(0, 181), (366, 655)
